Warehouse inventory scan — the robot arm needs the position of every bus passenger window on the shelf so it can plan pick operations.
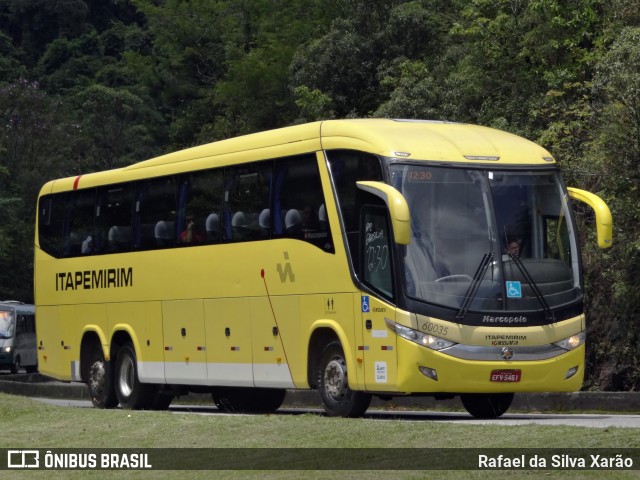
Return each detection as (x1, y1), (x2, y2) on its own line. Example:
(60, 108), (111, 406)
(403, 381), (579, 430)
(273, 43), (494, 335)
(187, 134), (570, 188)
(224, 163), (272, 242)
(136, 177), (177, 250)
(97, 184), (134, 253)
(178, 169), (223, 245)
(39, 195), (66, 258)
(327, 150), (383, 257)
(64, 189), (96, 257)
(273, 155), (334, 252)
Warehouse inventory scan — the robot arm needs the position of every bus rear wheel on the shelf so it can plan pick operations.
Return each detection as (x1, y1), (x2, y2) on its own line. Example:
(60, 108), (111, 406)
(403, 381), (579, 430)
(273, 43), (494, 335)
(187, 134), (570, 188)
(114, 342), (156, 409)
(317, 341), (371, 417)
(460, 393), (514, 418)
(86, 348), (118, 408)
(212, 387), (286, 413)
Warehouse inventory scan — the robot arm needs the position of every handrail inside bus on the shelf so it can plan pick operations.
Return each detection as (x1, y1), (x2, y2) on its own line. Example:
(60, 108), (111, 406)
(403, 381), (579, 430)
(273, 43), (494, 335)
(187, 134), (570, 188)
(356, 181), (411, 244)
(567, 187), (613, 249)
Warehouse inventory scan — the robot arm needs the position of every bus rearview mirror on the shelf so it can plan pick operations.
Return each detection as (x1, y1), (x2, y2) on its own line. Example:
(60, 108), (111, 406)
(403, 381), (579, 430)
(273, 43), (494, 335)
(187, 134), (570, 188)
(567, 187), (613, 249)
(356, 181), (411, 245)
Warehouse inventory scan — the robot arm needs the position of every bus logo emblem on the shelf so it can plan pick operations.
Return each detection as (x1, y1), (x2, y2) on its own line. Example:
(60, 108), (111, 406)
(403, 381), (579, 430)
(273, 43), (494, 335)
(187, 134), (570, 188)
(501, 347), (514, 360)
(277, 251), (295, 283)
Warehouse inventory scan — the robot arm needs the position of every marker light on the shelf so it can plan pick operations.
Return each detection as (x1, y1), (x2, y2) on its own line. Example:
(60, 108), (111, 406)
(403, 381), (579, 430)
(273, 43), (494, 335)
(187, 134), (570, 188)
(553, 332), (586, 351)
(565, 366), (579, 379)
(419, 366), (438, 381)
(385, 319), (456, 351)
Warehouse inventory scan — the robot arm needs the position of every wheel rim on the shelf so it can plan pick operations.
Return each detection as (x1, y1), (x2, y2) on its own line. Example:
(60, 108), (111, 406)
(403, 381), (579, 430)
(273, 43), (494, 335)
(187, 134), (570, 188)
(323, 356), (347, 401)
(88, 360), (106, 396)
(117, 355), (135, 399)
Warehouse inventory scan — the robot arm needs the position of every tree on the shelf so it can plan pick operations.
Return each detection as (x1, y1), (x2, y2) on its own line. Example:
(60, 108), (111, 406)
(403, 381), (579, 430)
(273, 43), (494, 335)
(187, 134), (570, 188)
(0, 79), (75, 301)
(73, 84), (160, 170)
(0, 0), (90, 67)
(581, 26), (640, 390)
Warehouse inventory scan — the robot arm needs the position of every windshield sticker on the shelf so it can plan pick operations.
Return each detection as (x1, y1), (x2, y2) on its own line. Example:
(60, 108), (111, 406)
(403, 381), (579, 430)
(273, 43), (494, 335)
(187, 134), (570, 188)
(506, 281), (522, 298)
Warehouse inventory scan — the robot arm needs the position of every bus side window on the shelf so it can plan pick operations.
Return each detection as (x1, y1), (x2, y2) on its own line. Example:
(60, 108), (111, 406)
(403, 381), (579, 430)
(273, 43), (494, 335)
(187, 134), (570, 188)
(177, 169), (224, 245)
(223, 163), (272, 242)
(327, 150), (384, 261)
(96, 184), (134, 253)
(39, 195), (66, 258)
(64, 189), (97, 257)
(136, 177), (178, 250)
(273, 155), (334, 252)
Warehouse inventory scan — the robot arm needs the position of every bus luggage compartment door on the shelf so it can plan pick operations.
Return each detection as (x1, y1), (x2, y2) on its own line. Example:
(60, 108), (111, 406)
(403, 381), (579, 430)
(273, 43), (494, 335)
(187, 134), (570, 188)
(162, 300), (207, 384)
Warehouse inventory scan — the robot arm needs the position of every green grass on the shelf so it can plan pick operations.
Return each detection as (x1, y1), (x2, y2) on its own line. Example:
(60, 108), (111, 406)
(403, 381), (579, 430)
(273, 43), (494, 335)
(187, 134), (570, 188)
(1, 393), (639, 479)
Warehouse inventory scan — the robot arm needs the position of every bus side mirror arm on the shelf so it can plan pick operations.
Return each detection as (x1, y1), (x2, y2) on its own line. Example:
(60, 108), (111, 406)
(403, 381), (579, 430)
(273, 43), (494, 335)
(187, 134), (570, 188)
(356, 181), (411, 245)
(567, 187), (613, 249)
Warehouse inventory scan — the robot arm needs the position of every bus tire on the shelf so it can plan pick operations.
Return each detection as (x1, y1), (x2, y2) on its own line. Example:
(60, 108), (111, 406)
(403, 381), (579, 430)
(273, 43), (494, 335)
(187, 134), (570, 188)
(317, 341), (371, 417)
(114, 342), (156, 410)
(212, 387), (286, 413)
(460, 393), (514, 418)
(86, 348), (118, 409)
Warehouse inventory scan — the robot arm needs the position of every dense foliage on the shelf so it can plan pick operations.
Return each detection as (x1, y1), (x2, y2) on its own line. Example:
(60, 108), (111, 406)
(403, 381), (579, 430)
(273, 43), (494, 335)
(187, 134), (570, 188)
(0, 0), (638, 390)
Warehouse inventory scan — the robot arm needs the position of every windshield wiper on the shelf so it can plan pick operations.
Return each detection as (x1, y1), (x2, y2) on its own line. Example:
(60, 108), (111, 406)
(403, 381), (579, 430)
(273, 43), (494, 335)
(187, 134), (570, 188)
(456, 253), (493, 322)
(509, 253), (554, 322)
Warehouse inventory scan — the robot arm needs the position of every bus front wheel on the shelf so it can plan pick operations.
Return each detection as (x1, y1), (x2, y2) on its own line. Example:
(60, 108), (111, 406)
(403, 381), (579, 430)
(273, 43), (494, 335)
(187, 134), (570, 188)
(114, 342), (156, 409)
(317, 341), (371, 417)
(86, 348), (118, 409)
(460, 393), (514, 418)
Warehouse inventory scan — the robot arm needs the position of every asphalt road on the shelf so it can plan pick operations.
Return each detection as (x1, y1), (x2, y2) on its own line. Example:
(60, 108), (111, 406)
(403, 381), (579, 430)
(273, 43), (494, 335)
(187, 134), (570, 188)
(31, 397), (640, 428)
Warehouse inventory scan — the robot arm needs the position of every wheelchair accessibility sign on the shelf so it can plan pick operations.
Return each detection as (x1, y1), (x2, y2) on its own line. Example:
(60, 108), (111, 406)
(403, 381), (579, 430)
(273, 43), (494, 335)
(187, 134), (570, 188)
(361, 296), (370, 313)
(506, 281), (522, 298)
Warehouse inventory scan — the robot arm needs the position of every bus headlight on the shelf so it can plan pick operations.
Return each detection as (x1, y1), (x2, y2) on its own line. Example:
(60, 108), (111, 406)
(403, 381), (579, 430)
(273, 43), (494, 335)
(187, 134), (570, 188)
(553, 332), (586, 351)
(385, 319), (456, 351)
(3, 346), (11, 353)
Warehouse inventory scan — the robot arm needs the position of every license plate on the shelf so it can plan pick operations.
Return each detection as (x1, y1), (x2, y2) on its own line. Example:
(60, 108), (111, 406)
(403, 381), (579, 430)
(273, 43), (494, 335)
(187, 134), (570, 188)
(490, 369), (521, 382)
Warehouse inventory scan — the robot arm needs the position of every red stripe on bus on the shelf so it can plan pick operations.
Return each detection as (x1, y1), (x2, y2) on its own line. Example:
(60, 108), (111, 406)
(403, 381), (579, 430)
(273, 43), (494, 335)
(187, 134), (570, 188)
(73, 175), (82, 190)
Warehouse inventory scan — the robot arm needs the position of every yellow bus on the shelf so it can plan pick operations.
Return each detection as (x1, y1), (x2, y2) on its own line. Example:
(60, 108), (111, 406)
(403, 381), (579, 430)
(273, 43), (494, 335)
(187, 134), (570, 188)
(34, 119), (612, 417)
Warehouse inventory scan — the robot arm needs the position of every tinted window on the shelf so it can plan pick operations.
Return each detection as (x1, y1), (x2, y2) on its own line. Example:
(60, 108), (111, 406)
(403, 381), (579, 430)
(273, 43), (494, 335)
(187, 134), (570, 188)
(64, 189), (96, 257)
(39, 195), (66, 258)
(223, 163), (272, 242)
(273, 155), (334, 252)
(136, 177), (177, 249)
(178, 169), (224, 245)
(327, 150), (383, 259)
(97, 184), (134, 253)
(38, 154), (337, 257)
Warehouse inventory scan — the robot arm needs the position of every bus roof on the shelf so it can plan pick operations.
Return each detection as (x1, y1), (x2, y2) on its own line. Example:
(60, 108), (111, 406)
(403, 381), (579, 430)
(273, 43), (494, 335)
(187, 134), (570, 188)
(42, 119), (556, 193)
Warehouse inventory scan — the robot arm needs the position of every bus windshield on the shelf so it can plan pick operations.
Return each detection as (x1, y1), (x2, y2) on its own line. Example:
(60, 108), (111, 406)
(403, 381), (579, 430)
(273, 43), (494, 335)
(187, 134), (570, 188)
(390, 165), (580, 317)
(0, 311), (15, 339)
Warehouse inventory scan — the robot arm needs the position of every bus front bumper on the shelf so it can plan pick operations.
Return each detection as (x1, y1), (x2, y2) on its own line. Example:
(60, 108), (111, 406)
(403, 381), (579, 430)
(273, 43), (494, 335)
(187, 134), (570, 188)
(395, 340), (585, 394)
